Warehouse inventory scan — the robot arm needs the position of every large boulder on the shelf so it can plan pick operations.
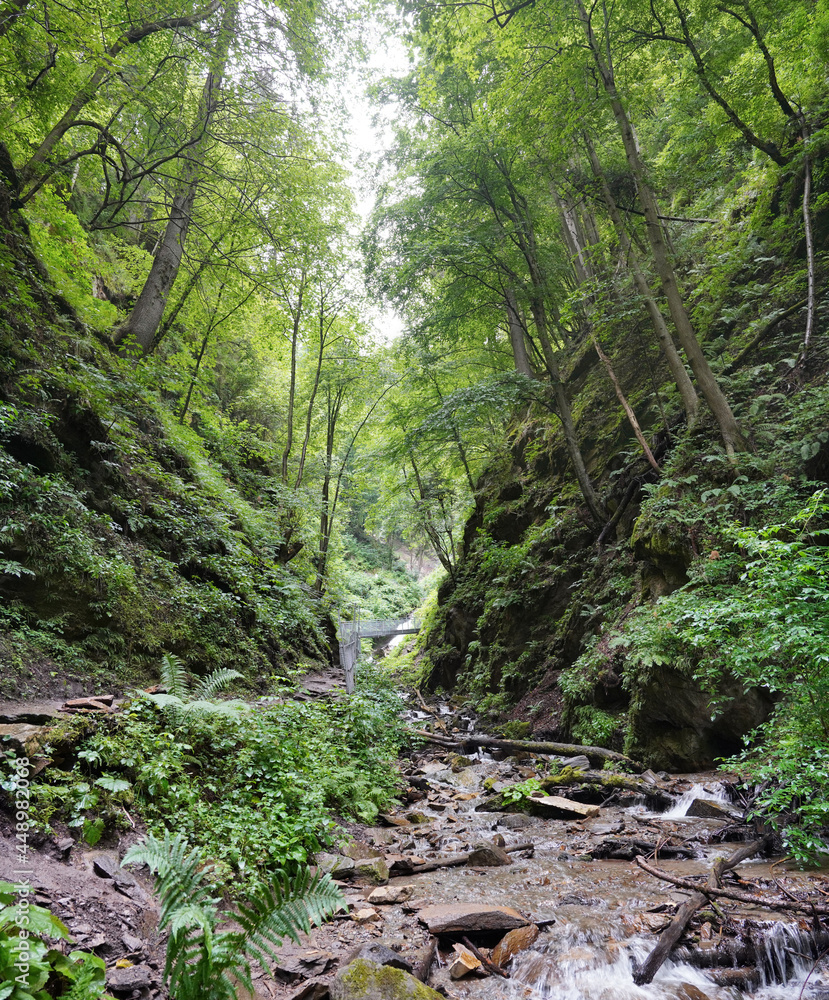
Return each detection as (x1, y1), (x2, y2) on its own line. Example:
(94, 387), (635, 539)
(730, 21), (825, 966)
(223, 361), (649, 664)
(330, 959), (443, 1000)
(628, 667), (775, 769)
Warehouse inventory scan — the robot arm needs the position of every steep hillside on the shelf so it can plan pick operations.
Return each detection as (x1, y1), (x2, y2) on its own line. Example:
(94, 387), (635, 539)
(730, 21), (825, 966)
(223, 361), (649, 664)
(419, 257), (829, 770)
(0, 169), (328, 700)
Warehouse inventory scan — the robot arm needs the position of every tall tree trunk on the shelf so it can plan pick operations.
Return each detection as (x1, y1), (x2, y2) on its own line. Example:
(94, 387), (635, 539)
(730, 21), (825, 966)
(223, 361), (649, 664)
(530, 293), (605, 524)
(282, 272), (306, 482)
(588, 326), (661, 471)
(799, 127), (815, 363)
(112, 0), (236, 355)
(581, 132), (700, 423)
(575, 0), (744, 457)
(504, 287), (534, 376)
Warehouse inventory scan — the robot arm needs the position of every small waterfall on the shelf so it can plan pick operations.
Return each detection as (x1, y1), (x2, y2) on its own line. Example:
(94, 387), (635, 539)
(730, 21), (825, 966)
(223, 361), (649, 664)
(662, 781), (733, 819)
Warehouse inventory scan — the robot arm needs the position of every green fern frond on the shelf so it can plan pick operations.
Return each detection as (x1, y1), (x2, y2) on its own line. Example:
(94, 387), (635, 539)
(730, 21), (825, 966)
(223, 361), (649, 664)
(192, 667), (243, 701)
(181, 699), (249, 721)
(159, 653), (188, 700)
(124, 834), (344, 1000)
(236, 870), (345, 968)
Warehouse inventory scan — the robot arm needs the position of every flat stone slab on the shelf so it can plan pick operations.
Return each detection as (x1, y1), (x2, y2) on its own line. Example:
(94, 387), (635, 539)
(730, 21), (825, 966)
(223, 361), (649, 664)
(418, 903), (529, 934)
(530, 795), (600, 820)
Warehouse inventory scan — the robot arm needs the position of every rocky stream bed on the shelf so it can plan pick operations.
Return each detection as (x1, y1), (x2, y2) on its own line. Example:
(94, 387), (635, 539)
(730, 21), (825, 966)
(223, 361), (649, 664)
(2, 696), (829, 1000)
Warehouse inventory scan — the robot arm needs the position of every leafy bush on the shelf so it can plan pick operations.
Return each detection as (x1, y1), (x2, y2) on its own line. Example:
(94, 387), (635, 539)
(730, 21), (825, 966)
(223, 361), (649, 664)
(8, 667), (406, 894)
(0, 881), (106, 1000)
(612, 490), (829, 863)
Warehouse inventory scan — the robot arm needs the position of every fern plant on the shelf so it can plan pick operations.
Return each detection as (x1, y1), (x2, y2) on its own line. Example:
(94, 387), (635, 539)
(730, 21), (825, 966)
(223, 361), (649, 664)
(143, 654), (247, 731)
(123, 832), (345, 1000)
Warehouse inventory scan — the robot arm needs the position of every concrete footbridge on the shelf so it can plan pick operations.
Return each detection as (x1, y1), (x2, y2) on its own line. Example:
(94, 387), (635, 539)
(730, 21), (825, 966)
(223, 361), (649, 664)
(338, 613), (421, 693)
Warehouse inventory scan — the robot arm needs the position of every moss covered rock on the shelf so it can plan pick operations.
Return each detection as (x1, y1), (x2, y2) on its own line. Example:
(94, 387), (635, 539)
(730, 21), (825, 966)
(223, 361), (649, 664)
(331, 959), (444, 1000)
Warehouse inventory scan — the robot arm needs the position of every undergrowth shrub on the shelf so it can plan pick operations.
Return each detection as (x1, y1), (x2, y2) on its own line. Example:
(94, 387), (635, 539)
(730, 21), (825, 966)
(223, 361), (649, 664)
(2, 665), (406, 894)
(612, 489), (829, 864)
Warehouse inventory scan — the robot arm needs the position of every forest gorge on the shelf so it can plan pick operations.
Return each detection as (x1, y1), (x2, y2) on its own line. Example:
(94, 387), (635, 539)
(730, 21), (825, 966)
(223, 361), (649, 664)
(0, 0), (828, 996)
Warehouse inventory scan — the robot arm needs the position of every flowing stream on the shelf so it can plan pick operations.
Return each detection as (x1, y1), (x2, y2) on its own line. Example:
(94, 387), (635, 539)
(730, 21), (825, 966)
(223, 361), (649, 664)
(387, 705), (829, 1000)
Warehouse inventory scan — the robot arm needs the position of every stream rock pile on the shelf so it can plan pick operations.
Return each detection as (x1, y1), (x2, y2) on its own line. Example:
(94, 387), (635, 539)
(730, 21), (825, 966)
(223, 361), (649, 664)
(3, 697), (829, 1000)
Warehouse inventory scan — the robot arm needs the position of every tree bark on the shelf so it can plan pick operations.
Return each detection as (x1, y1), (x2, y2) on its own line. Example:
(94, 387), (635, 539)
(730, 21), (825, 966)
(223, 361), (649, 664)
(112, 0), (235, 355)
(281, 272), (306, 482)
(575, 0), (744, 457)
(588, 326), (660, 471)
(581, 132), (700, 423)
(504, 287), (534, 376)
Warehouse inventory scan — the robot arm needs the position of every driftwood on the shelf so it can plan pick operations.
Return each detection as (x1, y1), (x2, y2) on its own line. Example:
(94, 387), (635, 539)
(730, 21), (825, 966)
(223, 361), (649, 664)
(412, 730), (641, 769)
(407, 841), (534, 875)
(412, 937), (437, 983)
(633, 837), (770, 985)
(635, 853), (829, 917)
(462, 936), (509, 978)
(592, 838), (696, 861)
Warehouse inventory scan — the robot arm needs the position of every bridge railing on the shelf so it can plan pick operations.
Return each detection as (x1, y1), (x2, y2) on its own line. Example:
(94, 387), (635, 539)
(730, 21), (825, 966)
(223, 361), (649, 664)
(338, 615), (421, 641)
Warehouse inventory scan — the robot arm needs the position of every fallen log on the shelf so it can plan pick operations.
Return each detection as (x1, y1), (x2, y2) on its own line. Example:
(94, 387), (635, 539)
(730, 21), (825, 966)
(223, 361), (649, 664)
(592, 838), (697, 861)
(411, 730), (641, 769)
(635, 853), (829, 917)
(412, 937), (437, 983)
(407, 841), (534, 875)
(633, 838), (770, 985)
(477, 770), (670, 814)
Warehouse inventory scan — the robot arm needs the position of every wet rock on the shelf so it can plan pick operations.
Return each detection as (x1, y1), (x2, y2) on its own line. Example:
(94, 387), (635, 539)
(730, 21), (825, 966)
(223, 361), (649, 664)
(495, 814), (534, 830)
(491, 923), (540, 966)
(684, 798), (741, 821)
(557, 755), (590, 772)
(448, 755), (475, 770)
(448, 943), (482, 979)
(0, 702), (68, 725)
(530, 795), (599, 820)
(106, 965), (153, 993)
(121, 933), (144, 952)
(331, 959), (444, 1000)
(404, 812), (431, 825)
(379, 814), (411, 827)
(418, 903), (529, 934)
(56, 837), (74, 855)
(676, 986), (712, 1000)
(63, 695), (114, 712)
(417, 762), (446, 775)
(343, 841), (384, 861)
(90, 853), (120, 879)
(289, 979), (331, 1000)
(316, 854), (356, 878)
(352, 908), (381, 924)
(275, 949), (335, 981)
(0, 723), (46, 754)
(367, 884), (414, 905)
(353, 858), (389, 884)
(346, 943), (413, 973)
(466, 844), (512, 867)
(454, 766), (483, 789)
